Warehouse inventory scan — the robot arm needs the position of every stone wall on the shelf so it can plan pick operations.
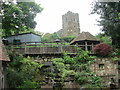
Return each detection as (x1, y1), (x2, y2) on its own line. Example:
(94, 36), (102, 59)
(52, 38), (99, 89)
(89, 58), (119, 87)
(0, 61), (3, 89)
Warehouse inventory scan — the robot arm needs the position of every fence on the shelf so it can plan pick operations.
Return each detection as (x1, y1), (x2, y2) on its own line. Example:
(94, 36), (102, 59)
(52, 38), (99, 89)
(8, 42), (78, 54)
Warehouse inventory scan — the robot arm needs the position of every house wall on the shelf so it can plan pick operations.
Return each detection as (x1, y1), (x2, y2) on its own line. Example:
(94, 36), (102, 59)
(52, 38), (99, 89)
(89, 58), (119, 87)
(7, 33), (41, 44)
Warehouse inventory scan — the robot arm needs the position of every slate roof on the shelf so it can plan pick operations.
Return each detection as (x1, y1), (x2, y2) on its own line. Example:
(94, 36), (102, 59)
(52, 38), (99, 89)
(0, 38), (10, 61)
(70, 32), (99, 44)
(8, 32), (41, 37)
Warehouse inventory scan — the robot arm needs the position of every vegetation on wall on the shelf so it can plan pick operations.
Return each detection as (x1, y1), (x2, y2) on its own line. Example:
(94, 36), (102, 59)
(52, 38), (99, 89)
(6, 51), (43, 88)
(51, 48), (103, 88)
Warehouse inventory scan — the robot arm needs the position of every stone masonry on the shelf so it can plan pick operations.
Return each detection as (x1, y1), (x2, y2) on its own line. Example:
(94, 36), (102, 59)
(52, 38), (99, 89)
(89, 58), (120, 88)
(57, 11), (80, 37)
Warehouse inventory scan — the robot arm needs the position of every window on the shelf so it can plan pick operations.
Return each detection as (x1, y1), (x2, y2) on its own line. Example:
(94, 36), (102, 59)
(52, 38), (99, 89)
(99, 64), (104, 69)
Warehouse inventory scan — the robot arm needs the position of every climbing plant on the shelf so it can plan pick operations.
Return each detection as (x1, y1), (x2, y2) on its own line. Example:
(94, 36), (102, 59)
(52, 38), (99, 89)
(51, 48), (103, 88)
(6, 51), (43, 88)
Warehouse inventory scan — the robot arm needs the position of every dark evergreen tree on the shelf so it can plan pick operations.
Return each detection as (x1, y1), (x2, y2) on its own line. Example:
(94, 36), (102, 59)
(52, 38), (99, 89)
(92, 2), (120, 48)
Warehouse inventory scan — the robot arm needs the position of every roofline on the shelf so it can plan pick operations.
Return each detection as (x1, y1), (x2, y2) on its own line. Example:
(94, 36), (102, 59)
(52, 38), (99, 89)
(70, 40), (100, 45)
(8, 32), (41, 37)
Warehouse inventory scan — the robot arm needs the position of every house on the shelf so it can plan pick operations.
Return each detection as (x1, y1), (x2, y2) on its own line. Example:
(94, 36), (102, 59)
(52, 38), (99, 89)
(7, 32), (41, 45)
(0, 38), (10, 89)
(70, 32), (100, 51)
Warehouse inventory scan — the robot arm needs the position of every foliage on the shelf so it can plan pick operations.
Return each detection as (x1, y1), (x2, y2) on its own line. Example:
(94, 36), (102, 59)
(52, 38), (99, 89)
(63, 54), (75, 64)
(2, 1), (43, 37)
(60, 36), (75, 42)
(92, 2), (120, 48)
(6, 51), (43, 88)
(41, 33), (60, 42)
(87, 76), (103, 88)
(0, 29), (2, 37)
(93, 43), (112, 56)
(17, 81), (38, 88)
(74, 72), (88, 84)
(111, 49), (120, 56)
(52, 48), (103, 88)
(74, 48), (95, 64)
(41, 33), (75, 43)
(96, 33), (112, 45)
(112, 56), (120, 62)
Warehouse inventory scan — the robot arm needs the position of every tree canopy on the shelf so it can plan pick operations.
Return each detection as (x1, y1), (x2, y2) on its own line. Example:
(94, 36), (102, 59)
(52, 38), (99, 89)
(92, 2), (120, 48)
(1, 1), (43, 37)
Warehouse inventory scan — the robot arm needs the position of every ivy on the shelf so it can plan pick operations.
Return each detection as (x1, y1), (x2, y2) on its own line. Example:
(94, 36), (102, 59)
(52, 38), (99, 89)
(6, 51), (43, 88)
(51, 48), (103, 88)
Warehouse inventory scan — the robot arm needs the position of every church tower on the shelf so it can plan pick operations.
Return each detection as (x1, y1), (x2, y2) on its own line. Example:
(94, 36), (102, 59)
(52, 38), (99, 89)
(57, 11), (80, 37)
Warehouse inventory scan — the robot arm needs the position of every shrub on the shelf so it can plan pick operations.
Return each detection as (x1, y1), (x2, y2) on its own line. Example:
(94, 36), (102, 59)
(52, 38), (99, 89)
(93, 43), (112, 56)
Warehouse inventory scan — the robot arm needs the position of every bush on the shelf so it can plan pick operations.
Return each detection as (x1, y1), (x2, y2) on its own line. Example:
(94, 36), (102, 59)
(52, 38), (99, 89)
(60, 36), (75, 42)
(93, 43), (112, 56)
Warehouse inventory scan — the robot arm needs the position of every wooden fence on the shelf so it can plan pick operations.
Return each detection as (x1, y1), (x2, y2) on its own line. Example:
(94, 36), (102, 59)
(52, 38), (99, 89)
(8, 43), (78, 55)
(8, 42), (96, 55)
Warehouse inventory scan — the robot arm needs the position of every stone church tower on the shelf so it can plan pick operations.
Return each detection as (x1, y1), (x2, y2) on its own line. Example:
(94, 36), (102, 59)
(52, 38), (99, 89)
(57, 11), (80, 37)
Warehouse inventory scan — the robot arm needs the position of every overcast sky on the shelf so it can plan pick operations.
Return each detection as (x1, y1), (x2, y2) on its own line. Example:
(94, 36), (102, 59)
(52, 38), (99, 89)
(34, 0), (101, 35)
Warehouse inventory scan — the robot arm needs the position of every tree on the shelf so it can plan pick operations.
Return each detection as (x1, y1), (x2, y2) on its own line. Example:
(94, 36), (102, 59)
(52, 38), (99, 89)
(93, 43), (112, 56)
(6, 51), (43, 88)
(92, 2), (120, 48)
(60, 36), (75, 43)
(41, 33), (60, 42)
(96, 33), (112, 45)
(1, 1), (43, 37)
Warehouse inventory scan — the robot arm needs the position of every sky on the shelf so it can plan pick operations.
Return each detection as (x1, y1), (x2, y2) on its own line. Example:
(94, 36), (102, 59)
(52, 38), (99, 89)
(34, 0), (101, 35)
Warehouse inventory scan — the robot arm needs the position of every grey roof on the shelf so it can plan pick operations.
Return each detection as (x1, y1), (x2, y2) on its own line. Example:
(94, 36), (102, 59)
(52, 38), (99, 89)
(70, 32), (99, 44)
(8, 32), (41, 37)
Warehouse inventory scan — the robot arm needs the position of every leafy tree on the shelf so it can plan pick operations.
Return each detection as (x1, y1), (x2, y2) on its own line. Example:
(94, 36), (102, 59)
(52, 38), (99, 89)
(41, 32), (60, 42)
(1, 1), (43, 37)
(6, 51), (43, 88)
(93, 43), (112, 56)
(41, 33), (52, 42)
(92, 2), (120, 48)
(96, 33), (112, 45)
(60, 36), (75, 42)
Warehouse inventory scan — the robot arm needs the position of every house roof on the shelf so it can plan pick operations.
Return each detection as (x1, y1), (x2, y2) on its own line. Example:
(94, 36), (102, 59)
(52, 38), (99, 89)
(70, 32), (99, 44)
(0, 38), (10, 61)
(8, 32), (41, 37)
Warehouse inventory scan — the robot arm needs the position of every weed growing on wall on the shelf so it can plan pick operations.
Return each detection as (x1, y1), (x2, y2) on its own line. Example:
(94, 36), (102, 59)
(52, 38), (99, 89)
(6, 51), (43, 88)
(51, 48), (103, 88)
